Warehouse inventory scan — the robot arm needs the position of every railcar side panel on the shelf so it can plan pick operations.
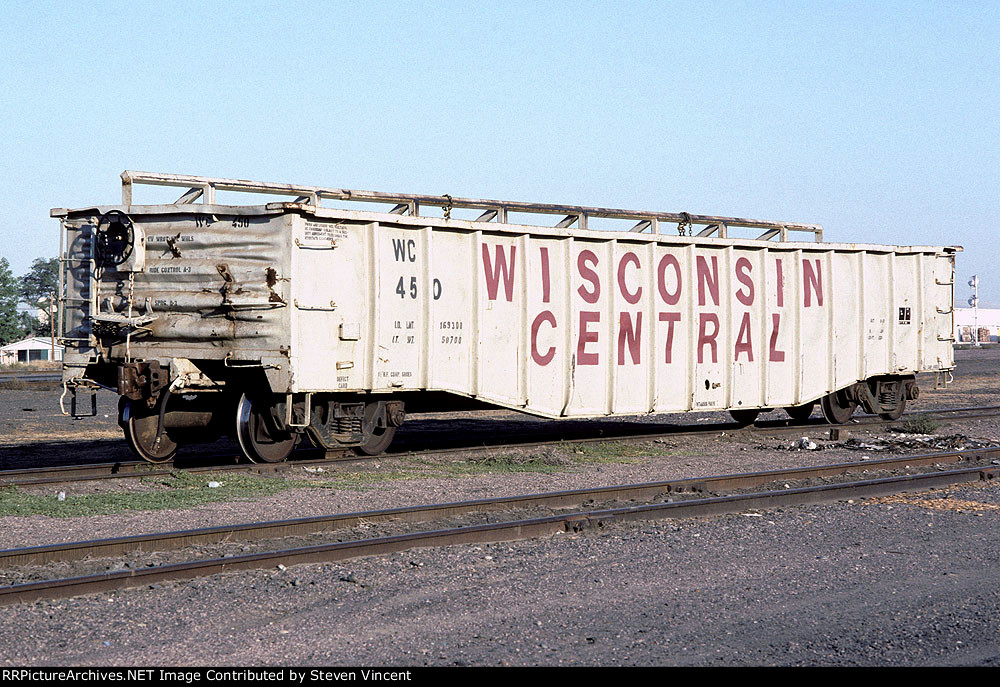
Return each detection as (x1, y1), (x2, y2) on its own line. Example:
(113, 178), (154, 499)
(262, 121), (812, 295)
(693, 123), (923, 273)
(830, 252), (859, 393)
(861, 253), (889, 379)
(797, 250), (831, 406)
(284, 212), (955, 419)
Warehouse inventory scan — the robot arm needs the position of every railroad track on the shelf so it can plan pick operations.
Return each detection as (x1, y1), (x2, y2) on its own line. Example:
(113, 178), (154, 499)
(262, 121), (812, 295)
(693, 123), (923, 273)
(1, 446), (997, 606)
(0, 372), (61, 383)
(2, 404), (999, 489)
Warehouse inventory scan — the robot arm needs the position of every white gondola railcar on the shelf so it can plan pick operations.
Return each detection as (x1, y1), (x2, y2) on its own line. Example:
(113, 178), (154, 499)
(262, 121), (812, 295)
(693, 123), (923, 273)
(54, 172), (958, 463)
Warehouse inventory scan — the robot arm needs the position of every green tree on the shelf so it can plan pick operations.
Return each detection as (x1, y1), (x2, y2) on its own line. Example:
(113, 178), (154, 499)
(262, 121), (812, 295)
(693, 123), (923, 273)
(19, 257), (58, 306)
(18, 258), (58, 338)
(18, 311), (43, 337)
(0, 258), (25, 345)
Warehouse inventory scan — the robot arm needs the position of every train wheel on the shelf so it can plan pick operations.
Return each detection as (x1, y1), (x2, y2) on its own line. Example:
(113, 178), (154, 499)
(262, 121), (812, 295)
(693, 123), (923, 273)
(729, 408), (760, 426)
(878, 394), (906, 421)
(353, 401), (398, 456)
(354, 426), (396, 456)
(785, 401), (816, 423)
(820, 390), (857, 424)
(235, 394), (296, 463)
(119, 396), (177, 464)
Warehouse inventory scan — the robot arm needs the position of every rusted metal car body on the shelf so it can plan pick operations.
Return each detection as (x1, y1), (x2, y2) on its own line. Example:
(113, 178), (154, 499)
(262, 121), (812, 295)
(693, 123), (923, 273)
(53, 172), (959, 463)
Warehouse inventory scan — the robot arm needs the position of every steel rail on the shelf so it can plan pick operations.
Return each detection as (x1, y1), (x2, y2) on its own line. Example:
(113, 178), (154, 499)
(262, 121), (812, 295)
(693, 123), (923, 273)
(1, 446), (997, 569)
(2, 404), (999, 488)
(0, 460), (996, 606)
(0, 455), (346, 488)
(0, 372), (61, 383)
(390, 404), (1000, 456)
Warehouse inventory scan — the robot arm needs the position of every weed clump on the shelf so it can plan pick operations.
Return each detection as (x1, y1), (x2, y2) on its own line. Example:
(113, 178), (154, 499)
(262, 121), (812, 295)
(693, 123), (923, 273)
(897, 414), (939, 435)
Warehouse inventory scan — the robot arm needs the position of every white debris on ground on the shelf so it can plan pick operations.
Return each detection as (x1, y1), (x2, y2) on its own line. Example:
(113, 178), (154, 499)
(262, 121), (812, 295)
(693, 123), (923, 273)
(841, 434), (995, 453)
(766, 432), (994, 454)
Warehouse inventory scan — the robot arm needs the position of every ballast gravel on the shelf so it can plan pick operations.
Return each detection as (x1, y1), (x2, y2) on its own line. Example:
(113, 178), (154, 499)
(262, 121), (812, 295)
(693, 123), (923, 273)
(0, 480), (999, 666)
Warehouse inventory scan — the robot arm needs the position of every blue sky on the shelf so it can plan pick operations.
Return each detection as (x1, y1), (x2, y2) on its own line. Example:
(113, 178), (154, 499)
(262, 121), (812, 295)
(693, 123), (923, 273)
(1, 1), (997, 305)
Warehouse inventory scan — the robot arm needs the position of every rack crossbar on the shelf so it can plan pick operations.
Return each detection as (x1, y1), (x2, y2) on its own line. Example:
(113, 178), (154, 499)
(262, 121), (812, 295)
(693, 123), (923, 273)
(120, 170), (823, 241)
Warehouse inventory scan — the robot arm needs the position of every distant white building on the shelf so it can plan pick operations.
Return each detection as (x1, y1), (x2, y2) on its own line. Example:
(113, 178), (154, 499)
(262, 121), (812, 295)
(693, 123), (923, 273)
(0, 336), (64, 365)
(955, 307), (1000, 343)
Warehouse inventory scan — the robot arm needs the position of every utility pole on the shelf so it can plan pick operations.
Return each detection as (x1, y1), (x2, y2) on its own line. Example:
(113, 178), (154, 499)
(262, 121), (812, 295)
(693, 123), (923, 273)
(49, 293), (55, 364)
(968, 275), (979, 346)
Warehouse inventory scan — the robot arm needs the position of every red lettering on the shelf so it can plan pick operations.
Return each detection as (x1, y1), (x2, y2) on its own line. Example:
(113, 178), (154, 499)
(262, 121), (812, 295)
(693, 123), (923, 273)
(539, 247), (550, 303)
(657, 254), (682, 305)
(530, 311), (556, 366)
(696, 255), (719, 306)
(617, 312), (642, 365)
(482, 244), (516, 302)
(659, 312), (681, 363)
(697, 313), (719, 364)
(617, 253), (642, 305)
(769, 313), (786, 362)
(803, 259), (823, 307)
(734, 311), (753, 362)
(775, 259), (784, 308)
(735, 257), (754, 306)
(577, 250), (600, 304)
(577, 311), (600, 365)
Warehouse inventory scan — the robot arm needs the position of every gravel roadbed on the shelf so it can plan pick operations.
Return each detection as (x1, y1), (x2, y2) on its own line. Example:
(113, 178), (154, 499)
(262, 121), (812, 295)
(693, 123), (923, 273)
(1, 479), (998, 666)
(2, 449), (999, 587)
(2, 418), (999, 553)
